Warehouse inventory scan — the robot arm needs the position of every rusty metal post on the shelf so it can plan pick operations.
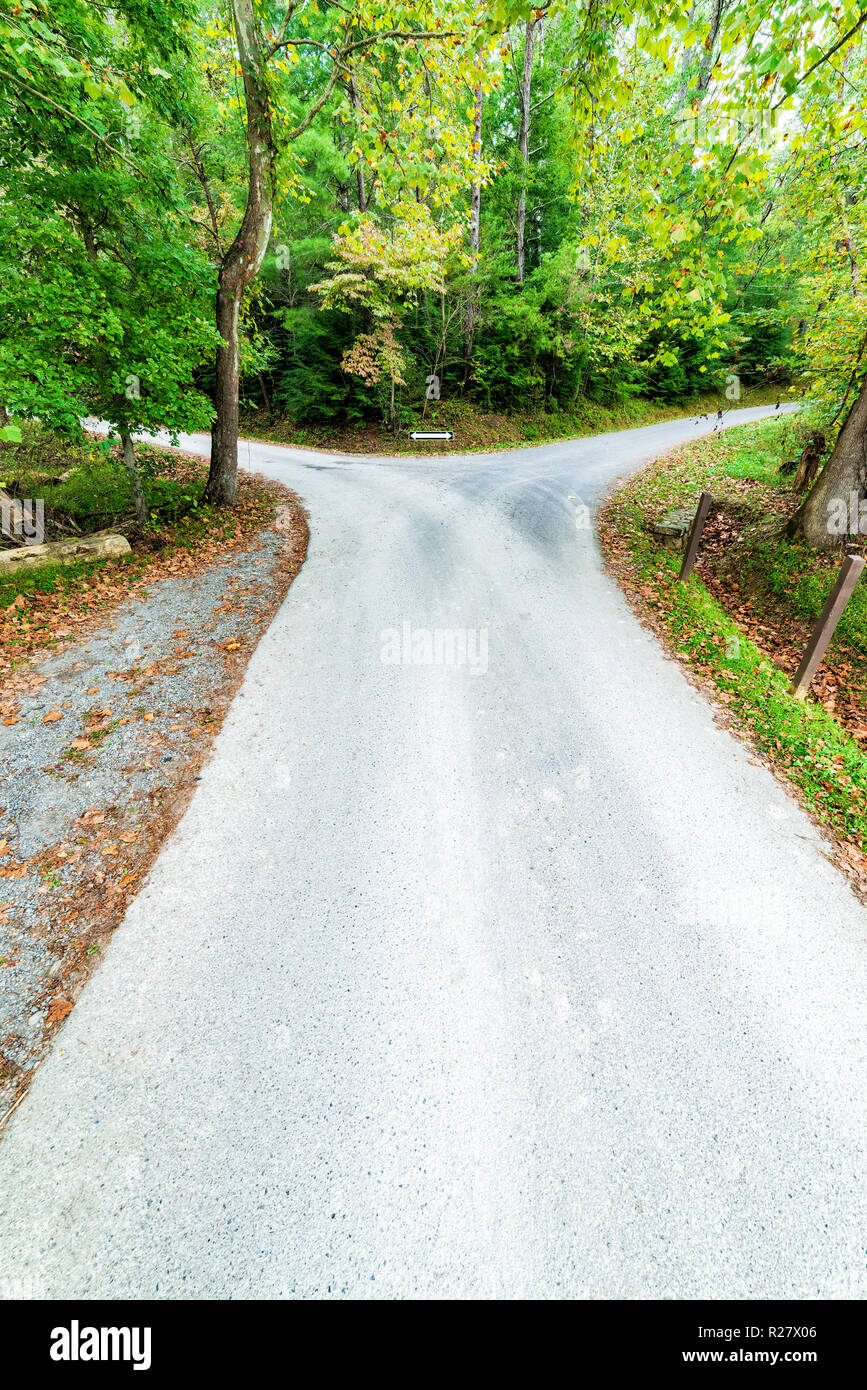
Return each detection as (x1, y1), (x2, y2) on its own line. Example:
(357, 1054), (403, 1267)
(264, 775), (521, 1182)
(792, 553), (865, 698)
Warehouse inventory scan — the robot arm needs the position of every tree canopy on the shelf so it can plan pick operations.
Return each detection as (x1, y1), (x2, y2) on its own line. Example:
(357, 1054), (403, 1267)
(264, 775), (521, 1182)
(1, 0), (866, 534)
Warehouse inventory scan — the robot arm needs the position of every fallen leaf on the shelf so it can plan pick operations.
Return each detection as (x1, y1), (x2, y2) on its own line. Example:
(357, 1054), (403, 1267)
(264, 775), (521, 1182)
(46, 998), (74, 1025)
(70, 739), (91, 751)
(100, 843), (118, 856)
(1, 717), (18, 727)
(42, 711), (63, 723)
(143, 712), (154, 722)
(87, 688), (99, 695)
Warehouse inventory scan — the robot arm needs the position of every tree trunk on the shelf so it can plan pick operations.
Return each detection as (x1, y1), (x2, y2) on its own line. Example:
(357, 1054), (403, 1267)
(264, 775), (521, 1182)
(121, 431), (149, 528)
(516, 19), (537, 284)
(841, 231), (860, 297)
(464, 81), (483, 378)
(206, 0), (275, 506)
(349, 70), (368, 214)
(791, 431), (825, 493)
(257, 370), (272, 418)
(789, 380), (867, 547)
(697, 0), (727, 92)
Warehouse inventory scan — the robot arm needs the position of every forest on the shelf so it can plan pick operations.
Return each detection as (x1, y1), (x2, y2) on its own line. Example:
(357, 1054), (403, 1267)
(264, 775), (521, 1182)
(0, 1), (866, 542)
(5, 4), (867, 1298)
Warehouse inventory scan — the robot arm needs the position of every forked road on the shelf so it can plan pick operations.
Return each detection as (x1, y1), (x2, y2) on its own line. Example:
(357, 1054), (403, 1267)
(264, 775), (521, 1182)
(2, 405), (866, 1299)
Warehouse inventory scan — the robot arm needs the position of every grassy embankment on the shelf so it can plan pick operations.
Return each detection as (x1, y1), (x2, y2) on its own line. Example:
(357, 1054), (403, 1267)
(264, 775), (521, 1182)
(598, 412), (867, 864)
(0, 425), (280, 671)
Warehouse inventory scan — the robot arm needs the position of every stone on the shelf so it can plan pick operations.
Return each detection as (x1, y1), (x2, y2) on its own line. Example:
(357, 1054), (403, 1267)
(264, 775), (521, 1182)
(649, 507), (696, 552)
(0, 469), (73, 489)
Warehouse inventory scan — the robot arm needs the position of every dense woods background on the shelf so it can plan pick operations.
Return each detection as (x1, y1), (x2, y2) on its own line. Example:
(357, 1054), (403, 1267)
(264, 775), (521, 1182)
(1, 1), (866, 533)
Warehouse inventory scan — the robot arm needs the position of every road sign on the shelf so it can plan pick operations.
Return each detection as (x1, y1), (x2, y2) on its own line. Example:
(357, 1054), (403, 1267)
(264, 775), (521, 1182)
(409, 430), (453, 442)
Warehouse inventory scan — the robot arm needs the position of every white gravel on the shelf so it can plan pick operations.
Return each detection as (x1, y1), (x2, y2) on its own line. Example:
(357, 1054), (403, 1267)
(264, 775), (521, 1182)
(0, 530), (287, 1109)
(2, 405), (866, 1301)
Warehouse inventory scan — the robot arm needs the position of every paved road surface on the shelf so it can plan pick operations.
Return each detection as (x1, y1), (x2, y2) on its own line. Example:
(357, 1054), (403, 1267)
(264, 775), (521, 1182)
(2, 405), (866, 1300)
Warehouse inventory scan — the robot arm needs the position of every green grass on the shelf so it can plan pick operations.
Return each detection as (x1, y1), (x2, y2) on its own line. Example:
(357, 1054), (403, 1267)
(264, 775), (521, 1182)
(0, 554), (144, 611)
(612, 414), (801, 510)
(601, 414), (867, 851)
(0, 423), (259, 611)
(731, 533), (867, 652)
(674, 563), (867, 846)
(720, 447), (788, 480)
(0, 423), (205, 533)
(676, 417), (867, 654)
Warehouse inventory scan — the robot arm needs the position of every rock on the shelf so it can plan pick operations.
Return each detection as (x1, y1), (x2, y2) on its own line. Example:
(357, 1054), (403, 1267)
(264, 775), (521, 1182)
(649, 508), (696, 552)
(0, 531), (131, 575)
(0, 469), (73, 489)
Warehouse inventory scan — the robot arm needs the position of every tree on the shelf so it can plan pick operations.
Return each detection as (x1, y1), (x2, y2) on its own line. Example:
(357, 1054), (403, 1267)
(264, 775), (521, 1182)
(0, 0), (216, 522)
(490, 0), (867, 546)
(514, 16), (538, 283)
(464, 81), (483, 369)
(312, 206), (461, 427)
(6, 0), (864, 523)
(204, 0), (276, 505)
(199, 0), (476, 503)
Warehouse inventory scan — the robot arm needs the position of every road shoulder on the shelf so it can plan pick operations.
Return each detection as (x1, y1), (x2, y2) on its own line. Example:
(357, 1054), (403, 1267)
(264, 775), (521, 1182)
(0, 475), (308, 1127)
(597, 417), (867, 904)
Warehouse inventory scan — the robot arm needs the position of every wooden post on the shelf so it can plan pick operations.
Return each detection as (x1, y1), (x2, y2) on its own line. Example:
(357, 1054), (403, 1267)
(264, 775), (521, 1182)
(679, 491), (713, 581)
(792, 553), (865, 698)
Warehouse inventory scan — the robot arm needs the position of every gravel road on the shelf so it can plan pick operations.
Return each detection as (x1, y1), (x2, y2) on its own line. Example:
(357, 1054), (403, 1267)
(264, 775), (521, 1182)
(1, 404), (866, 1300)
(0, 528), (293, 1115)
